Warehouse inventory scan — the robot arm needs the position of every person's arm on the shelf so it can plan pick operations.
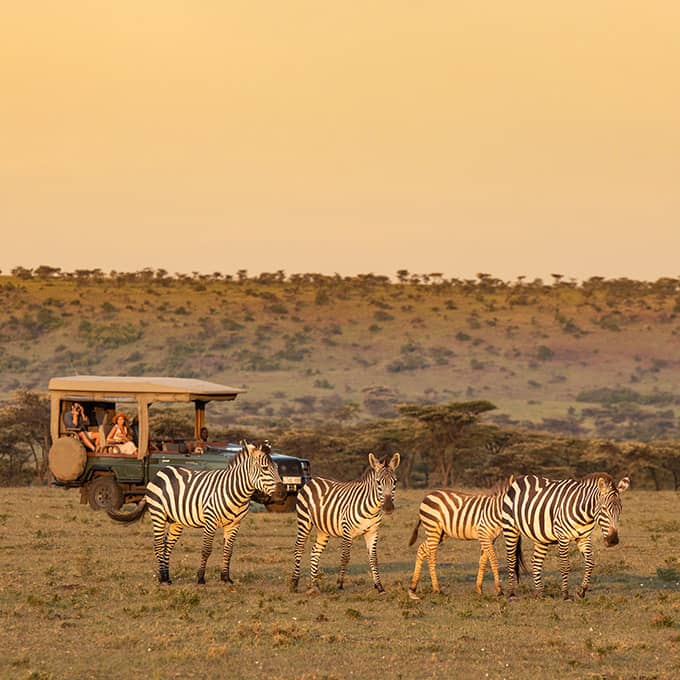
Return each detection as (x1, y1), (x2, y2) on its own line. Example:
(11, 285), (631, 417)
(107, 426), (117, 443)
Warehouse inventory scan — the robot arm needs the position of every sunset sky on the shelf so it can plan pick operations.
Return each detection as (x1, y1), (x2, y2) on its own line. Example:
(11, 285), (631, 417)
(2, 2), (679, 281)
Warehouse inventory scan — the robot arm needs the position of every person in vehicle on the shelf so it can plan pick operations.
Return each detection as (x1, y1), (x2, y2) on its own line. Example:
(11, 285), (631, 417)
(193, 426), (210, 453)
(64, 402), (99, 452)
(106, 413), (137, 455)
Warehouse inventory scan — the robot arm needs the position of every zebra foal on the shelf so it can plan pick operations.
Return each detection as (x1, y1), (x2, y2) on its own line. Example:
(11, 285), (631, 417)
(408, 477), (514, 600)
(108, 441), (285, 584)
(502, 472), (630, 599)
(291, 452), (400, 594)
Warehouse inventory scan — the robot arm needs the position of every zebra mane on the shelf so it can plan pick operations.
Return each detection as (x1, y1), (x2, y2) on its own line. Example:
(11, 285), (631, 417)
(486, 476), (515, 496)
(360, 459), (386, 481)
(229, 443), (272, 469)
(581, 472), (614, 484)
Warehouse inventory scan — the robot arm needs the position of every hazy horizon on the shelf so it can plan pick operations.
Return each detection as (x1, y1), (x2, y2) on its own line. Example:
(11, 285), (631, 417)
(3, 2), (679, 283)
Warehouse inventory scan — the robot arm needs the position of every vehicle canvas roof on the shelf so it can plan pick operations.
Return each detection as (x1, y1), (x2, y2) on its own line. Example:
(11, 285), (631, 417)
(48, 375), (246, 402)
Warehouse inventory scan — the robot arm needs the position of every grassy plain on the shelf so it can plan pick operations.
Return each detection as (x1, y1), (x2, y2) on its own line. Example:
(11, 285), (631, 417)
(0, 486), (678, 679)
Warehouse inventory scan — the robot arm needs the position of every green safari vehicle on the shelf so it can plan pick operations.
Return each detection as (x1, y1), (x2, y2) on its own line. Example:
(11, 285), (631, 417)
(47, 375), (310, 512)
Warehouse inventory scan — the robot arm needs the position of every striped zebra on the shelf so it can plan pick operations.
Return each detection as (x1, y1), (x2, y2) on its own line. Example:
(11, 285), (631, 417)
(502, 473), (630, 599)
(291, 452), (400, 594)
(407, 476), (515, 600)
(107, 441), (285, 584)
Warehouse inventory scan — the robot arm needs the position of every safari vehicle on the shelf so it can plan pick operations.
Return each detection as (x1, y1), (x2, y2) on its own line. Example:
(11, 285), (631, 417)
(47, 375), (311, 512)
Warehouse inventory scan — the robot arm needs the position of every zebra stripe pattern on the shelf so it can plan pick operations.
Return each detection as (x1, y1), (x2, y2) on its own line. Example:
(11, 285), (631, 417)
(502, 473), (630, 599)
(108, 441), (285, 584)
(291, 452), (400, 594)
(408, 476), (514, 599)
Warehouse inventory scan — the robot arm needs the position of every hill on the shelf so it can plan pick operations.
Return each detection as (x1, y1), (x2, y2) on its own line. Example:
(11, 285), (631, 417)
(2, 269), (680, 440)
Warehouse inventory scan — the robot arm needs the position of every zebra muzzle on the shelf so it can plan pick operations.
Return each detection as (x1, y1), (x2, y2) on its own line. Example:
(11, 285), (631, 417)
(382, 497), (395, 514)
(271, 482), (287, 502)
(604, 531), (619, 547)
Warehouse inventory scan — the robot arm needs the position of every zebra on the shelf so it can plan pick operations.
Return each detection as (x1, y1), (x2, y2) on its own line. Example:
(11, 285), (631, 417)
(502, 473), (630, 599)
(290, 452), (400, 594)
(407, 476), (515, 600)
(107, 441), (285, 584)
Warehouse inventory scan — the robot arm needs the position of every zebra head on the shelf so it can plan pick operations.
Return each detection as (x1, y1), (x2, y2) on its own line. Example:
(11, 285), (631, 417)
(595, 475), (630, 547)
(241, 440), (286, 502)
(368, 452), (401, 515)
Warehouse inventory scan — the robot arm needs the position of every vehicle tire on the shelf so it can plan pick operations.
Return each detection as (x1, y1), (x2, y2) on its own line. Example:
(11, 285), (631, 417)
(265, 495), (298, 513)
(87, 476), (124, 511)
(48, 437), (87, 482)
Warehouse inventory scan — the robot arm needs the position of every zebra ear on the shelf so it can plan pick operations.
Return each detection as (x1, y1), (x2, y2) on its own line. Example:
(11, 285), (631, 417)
(368, 452), (380, 470)
(240, 440), (253, 455)
(597, 477), (609, 493)
(388, 452), (400, 470)
(617, 477), (630, 494)
(508, 474), (515, 486)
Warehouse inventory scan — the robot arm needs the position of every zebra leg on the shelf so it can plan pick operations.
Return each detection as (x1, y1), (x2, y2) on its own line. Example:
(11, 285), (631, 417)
(503, 527), (520, 597)
(557, 538), (573, 599)
(575, 536), (594, 598)
(309, 532), (330, 593)
(408, 541), (429, 598)
(425, 532), (443, 594)
(363, 527), (385, 594)
(220, 524), (241, 584)
(476, 544), (489, 595)
(531, 543), (549, 598)
(478, 536), (502, 596)
(196, 520), (218, 585)
(152, 518), (172, 584)
(291, 517), (313, 592)
(337, 535), (354, 590)
(160, 522), (184, 584)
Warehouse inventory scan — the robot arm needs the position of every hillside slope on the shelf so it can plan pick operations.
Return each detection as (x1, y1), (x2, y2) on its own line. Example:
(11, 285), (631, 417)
(2, 271), (680, 439)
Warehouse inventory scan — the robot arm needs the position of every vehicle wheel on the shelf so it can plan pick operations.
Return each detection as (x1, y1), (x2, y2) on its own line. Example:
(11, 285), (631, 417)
(87, 477), (124, 511)
(265, 495), (297, 513)
(48, 437), (87, 481)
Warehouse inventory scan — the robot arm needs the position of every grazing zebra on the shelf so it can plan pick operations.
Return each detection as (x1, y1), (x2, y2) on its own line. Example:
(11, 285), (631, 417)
(290, 452), (400, 594)
(107, 441), (285, 584)
(407, 476), (515, 600)
(502, 473), (630, 599)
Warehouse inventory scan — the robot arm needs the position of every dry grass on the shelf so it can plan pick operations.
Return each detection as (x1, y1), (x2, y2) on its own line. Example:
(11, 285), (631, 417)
(0, 486), (678, 679)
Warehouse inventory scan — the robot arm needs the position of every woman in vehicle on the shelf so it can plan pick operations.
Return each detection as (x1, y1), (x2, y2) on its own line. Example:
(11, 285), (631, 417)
(106, 413), (137, 455)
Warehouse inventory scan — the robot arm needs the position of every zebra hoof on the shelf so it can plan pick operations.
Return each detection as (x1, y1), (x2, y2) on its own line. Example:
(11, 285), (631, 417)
(495, 589), (504, 597)
(576, 587), (587, 599)
(220, 575), (234, 585)
(408, 589), (420, 601)
(306, 586), (321, 597)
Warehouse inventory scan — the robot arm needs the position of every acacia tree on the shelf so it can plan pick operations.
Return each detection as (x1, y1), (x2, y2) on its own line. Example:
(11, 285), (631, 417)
(398, 401), (496, 486)
(0, 390), (52, 483)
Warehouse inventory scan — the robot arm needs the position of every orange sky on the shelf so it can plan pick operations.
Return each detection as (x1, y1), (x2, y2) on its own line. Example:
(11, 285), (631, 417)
(2, 2), (679, 281)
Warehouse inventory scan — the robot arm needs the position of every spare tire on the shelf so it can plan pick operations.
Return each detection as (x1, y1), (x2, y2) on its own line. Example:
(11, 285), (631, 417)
(49, 436), (87, 481)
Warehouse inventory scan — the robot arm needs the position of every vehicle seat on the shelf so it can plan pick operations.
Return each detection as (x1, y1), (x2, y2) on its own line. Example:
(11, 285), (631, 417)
(99, 412), (120, 454)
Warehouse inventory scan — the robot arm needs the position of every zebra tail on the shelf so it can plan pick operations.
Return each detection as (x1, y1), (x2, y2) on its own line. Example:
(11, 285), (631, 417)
(408, 519), (421, 546)
(514, 535), (529, 580)
(107, 498), (147, 523)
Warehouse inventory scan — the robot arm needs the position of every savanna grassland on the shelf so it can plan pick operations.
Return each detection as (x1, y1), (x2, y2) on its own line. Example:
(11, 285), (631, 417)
(0, 486), (678, 679)
(3, 270), (680, 441)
